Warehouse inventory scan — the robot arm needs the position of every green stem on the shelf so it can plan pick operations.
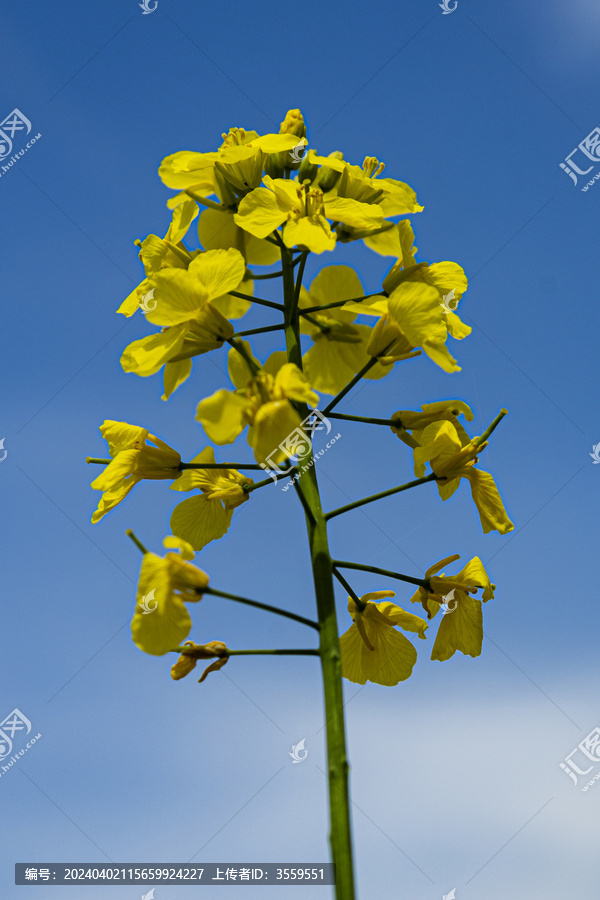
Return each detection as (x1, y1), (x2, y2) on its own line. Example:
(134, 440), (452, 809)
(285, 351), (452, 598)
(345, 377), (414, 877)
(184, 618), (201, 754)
(228, 290), (284, 311)
(179, 462), (265, 470)
(476, 408), (508, 447)
(247, 270), (284, 280)
(172, 646), (320, 657)
(333, 560), (429, 590)
(225, 649), (320, 657)
(184, 189), (225, 212)
(86, 457), (111, 465)
(302, 311), (331, 333)
(292, 250), (310, 320)
(300, 292), (382, 315)
(242, 476), (279, 493)
(281, 244), (356, 900)
(326, 473), (439, 520)
(203, 586), (320, 631)
(163, 240), (193, 265)
(332, 567), (366, 612)
(322, 356), (381, 415)
(125, 529), (149, 554)
(325, 412), (402, 427)
(232, 323), (285, 338)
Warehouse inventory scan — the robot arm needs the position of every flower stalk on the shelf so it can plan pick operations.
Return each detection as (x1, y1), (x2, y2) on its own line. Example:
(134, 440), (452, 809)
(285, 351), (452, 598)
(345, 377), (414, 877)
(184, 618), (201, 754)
(281, 244), (356, 900)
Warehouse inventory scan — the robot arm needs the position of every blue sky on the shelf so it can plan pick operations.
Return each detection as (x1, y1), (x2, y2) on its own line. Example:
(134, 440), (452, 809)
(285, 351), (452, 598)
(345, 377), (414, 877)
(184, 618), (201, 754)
(2, 0), (600, 897)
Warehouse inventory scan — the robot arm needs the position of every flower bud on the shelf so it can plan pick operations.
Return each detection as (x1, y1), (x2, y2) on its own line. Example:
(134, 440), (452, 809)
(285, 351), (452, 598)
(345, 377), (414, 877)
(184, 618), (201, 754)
(271, 109), (308, 173)
(317, 151), (344, 192)
(279, 108), (306, 140)
(298, 154), (319, 184)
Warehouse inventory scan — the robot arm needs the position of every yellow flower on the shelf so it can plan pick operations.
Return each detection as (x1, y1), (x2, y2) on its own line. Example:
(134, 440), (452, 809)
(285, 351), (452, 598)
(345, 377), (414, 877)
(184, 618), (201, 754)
(117, 199), (199, 317)
(303, 152), (423, 230)
(159, 122), (302, 266)
(120, 247), (246, 398)
(131, 536), (209, 656)
(196, 344), (319, 465)
(299, 265), (388, 394)
(234, 175), (383, 254)
(170, 640), (230, 682)
(408, 556), (495, 661)
(339, 591), (428, 686)
(158, 124), (302, 198)
(90, 421), (181, 523)
(389, 400), (474, 449)
(412, 418), (514, 535)
(169, 447), (251, 550)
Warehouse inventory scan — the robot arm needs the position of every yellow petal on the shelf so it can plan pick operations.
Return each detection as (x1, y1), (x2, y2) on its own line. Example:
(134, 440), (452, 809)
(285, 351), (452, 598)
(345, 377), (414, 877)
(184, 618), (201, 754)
(234, 187), (287, 239)
(196, 390), (248, 444)
(251, 400), (303, 465)
(167, 199), (199, 244)
(274, 363), (319, 405)
(98, 420), (147, 455)
(309, 265), (363, 310)
(159, 150), (217, 191)
(131, 553), (192, 655)
(120, 326), (188, 377)
(283, 216), (336, 254)
(188, 248), (246, 302)
(463, 468), (514, 535)
(170, 494), (234, 550)
(431, 592), (483, 661)
(145, 268), (210, 326)
(162, 358), (192, 400)
(324, 196), (384, 230)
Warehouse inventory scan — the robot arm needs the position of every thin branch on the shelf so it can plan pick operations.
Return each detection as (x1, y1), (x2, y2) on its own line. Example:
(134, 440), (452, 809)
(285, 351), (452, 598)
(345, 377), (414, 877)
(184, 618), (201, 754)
(232, 323), (285, 338)
(332, 567), (366, 612)
(333, 560), (429, 589)
(228, 289), (284, 311)
(325, 473), (439, 520)
(203, 586), (320, 631)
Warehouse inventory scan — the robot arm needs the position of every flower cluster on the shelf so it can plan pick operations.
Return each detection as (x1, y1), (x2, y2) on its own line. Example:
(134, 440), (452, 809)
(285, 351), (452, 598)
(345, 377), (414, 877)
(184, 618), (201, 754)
(87, 107), (512, 690)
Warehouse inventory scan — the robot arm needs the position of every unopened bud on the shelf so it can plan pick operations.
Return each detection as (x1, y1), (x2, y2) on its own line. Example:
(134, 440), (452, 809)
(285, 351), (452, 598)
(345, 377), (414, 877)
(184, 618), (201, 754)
(279, 108), (306, 140)
(317, 151), (344, 192)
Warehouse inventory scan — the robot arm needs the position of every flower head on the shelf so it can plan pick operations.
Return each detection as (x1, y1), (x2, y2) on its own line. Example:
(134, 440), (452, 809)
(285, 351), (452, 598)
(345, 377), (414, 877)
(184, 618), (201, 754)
(196, 344), (318, 465)
(339, 591), (428, 686)
(91, 421), (181, 523)
(169, 447), (251, 550)
(411, 418), (514, 535)
(171, 640), (229, 682)
(131, 536), (209, 656)
(234, 175), (383, 254)
(408, 556), (495, 661)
